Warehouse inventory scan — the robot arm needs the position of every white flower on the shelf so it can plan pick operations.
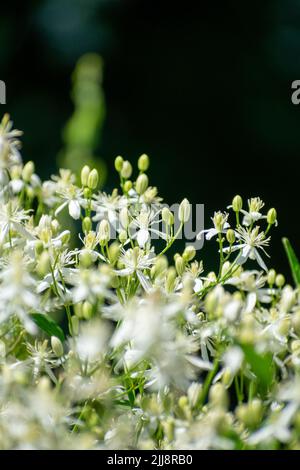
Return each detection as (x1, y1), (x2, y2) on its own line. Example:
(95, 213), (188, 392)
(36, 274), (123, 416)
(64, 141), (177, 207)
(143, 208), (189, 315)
(239, 197), (266, 227)
(129, 208), (166, 248)
(197, 211), (229, 241)
(92, 191), (128, 225)
(0, 200), (33, 244)
(226, 226), (270, 271)
(115, 247), (155, 291)
(73, 319), (110, 363)
(55, 184), (84, 220)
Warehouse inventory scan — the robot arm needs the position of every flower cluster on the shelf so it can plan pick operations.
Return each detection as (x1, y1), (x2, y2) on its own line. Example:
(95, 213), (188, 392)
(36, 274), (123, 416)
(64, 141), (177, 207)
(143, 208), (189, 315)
(0, 114), (299, 450)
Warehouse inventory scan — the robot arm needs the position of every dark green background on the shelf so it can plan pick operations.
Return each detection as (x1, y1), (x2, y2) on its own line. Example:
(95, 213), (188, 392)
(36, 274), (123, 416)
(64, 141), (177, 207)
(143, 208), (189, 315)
(1, 0), (300, 275)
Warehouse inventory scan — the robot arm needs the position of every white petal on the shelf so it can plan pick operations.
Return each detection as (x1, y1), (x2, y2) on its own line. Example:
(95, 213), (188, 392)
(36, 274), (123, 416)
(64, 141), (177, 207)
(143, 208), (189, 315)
(69, 200), (81, 220)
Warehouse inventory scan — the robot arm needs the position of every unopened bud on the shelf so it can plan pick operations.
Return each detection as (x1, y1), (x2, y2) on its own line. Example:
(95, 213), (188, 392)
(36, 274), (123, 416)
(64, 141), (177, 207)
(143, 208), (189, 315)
(119, 230), (128, 244)
(226, 229), (235, 245)
(37, 251), (51, 277)
(35, 240), (44, 256)
(119, 207), (130, 229)
(51, 336), (64, 357)
(232, 195), (243, 212)
(84, 187), (92, 199)
(82, 217), (92, 233)
(138, 153), (150, 172)
(114, 156), (124, 172)
(108, 242), (120, 264)
(178, 198), (191, 223)
(276, 274), (285, 288)
(267, 208), (277, 225)
(98, 219), (110, 246)
(162, 207), (174, 225)
(175, 255), (185, 276)
(82, 301), (93, 320)
(136, 173), (149, 195)
(120, 161), (132, 179)
(151, 256), (168, 279)
(87, 169), (99, 190)
(79, 249), (93, 268)
(267, 269), (276, 285)
(81, 165), (90, 186)
(22, 161), (35, 182)
(292, 310), (300, 336)
(123, 180), (133, 192)
(165, 267), (177, 293)
(209, 383), (229, 409)
(183, 245), (196, 262)
(71, 316), (79, 335)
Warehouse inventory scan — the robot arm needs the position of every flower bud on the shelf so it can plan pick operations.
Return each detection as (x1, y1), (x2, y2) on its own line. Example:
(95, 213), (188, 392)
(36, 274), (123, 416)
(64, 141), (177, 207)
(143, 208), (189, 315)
(37, 251), (51, 277)
(267, 208), (277, 225)
(232, 195), (243, 212)
(120, 161), (132, 179)
(209, 383), (229, 409)
(71, 316), (79, 335)
(108, 242), (120, 264)
(82, 301), (93, 320)
(51, 219), (60, 235)
(226, 229), (235, 245)
(291, 339), (300, 353)
(22, 161), (35, 182)
(119, 207), (130, 230)
(98, 219), (110, 246)
(267, 269), (276, 285)
(81, 165), (90, 186)
(136, 173), (149, 195)
(151, 256), (168, 279)
(87, 168), (99, 190)
(74, 303), (83, 318)
(51, 336), (64, 357)
(138, 153), (150, 171)
(119, 229), (128, 244)
(187, 382), (202, 408)
(82, 216), (92, 233)
(165, 267), (177, 293)
(123, 180), (133, 192)
(114, 155), (124, 172)
(276, 274), (285, 288)
(79, 249), (93, 268)
(162, 207), (174, 225)
(175, 255), (185, 276)
(178, 198), (190, 223)
(183, 245), (196, 262)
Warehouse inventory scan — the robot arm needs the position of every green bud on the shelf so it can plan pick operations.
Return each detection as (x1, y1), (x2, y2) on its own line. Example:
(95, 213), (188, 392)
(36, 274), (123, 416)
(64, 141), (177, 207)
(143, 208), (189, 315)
(108, 242), (121, 264)
(209, 383), (229, 409)
(119, 230), (128, 244)
(51, 336), (64, 357)
(71, 316), (79, 336)
(37, 251), (51, 277)
(232, 195), (243, 212)
(267, 208), (277, 225)
(81, 165), (90, 187)
(183, 245), (196, 262)
(120, 161), (132, 179)
(79, 249), (93, 268)
(87, 168), (99, 190)
(82, 217), (92, 233)
(138, 153), (150, 172)
(22, 161), (35, 182)
(165, 267), (177, 293)
(276, 274), (285, 288)
(82, 301), (93, 320)
(119, 207), (130, 229)
(162, 207), (174, 225)
(226, 229), (235, 245)
(98, 219), (111, 246)
(114, 155), (124, 172)
(74, 303), (83, 318)
(51, 219), (60, 235)
(123, 180), (133, 192)
(175, 255), (185, 276)
(136, 173), (149, 195)
(178, 198), (191, 223)
(267, 269), (276, 286)
(151, 256), (168, 279)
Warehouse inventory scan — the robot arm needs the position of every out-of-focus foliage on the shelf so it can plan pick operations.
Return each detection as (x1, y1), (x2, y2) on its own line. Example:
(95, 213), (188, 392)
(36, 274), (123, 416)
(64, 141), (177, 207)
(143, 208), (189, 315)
(58, 53), (107, 187)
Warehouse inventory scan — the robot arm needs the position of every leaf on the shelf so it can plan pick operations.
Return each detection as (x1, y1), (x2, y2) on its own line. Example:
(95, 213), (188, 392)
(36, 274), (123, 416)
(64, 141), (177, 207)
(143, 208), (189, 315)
(240, 343), (274, 394)
(31, 313), (65, 342)
(282, 238), (300, 286)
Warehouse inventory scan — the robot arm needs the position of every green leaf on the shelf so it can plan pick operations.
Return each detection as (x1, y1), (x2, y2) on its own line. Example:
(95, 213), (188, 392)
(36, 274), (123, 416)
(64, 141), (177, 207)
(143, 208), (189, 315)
(240, 343), (274, 394)
(31, 313), (65, 342)
(282, 237), (300, 286)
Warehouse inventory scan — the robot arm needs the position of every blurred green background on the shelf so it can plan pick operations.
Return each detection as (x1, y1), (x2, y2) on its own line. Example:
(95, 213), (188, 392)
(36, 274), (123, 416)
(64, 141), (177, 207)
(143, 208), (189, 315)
(1, 0), (300, 275)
